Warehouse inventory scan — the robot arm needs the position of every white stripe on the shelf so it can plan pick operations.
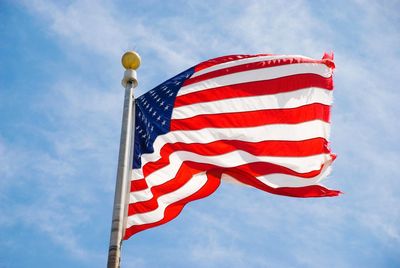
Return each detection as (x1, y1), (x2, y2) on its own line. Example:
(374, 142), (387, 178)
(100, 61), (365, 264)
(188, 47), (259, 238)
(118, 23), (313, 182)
(132, 121), (330, 180)
(126, 172), (208, 227)
(130, 152), (333, 203)
(172, 87), (332, 119)
(178, 63), (332, 97)
(191, 55), (312, 78)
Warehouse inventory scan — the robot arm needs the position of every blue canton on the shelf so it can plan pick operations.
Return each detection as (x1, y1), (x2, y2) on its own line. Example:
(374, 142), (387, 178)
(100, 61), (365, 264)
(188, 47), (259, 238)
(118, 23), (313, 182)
(133, 67), (195, 169)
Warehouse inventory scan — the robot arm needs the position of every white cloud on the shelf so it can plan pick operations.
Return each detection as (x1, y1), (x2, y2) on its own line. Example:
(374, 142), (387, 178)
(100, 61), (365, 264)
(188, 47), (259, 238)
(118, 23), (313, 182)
(229, 0), (334, 56)
(20, 0), (129, 58)
(5, 0), (400, 266)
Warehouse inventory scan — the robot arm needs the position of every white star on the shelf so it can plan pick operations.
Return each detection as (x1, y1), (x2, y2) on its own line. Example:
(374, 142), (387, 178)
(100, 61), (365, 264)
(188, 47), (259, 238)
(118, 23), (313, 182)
(157, 116), (161, 121)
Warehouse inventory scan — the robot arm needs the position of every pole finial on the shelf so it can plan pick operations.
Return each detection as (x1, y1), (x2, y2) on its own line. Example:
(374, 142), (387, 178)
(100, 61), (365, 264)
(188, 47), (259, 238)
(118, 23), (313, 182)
(121, 51), (140, 88)
(121, 51), (141, 70)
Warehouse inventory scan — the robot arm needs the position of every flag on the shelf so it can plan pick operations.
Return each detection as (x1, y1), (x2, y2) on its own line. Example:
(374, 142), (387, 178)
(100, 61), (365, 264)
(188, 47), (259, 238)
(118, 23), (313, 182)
(124, 53), (340, 239)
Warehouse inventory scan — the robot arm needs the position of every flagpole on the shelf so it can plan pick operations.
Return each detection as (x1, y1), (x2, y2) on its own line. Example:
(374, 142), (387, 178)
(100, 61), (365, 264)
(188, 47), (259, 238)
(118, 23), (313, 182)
(107, 51), (141, 268)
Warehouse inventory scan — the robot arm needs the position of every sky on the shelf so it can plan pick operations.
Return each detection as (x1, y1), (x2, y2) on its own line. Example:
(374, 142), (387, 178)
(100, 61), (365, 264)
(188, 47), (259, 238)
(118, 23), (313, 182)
(0, 0), (399, 267)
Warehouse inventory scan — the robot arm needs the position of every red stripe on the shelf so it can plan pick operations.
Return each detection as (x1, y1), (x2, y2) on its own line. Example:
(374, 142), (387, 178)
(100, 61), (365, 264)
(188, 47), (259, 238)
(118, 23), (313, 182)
(130, 137), (331, 191)
(124, 170), (221, 240)
(194, 54), (271, 72)
(222, 167), (340, 198)
(175, 74), (333, 108)
(185, 57), (330, 87)
(171, 103), (330, 131)
(130, 179), (148, 191)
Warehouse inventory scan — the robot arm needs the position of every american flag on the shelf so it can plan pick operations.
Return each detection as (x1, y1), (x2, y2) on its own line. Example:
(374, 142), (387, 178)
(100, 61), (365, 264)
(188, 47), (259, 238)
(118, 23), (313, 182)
(124, 53), (340, 239)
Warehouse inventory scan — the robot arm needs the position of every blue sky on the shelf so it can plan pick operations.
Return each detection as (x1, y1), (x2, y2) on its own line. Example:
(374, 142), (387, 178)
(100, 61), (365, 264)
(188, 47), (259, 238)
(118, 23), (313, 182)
(1, 0), (399, 267)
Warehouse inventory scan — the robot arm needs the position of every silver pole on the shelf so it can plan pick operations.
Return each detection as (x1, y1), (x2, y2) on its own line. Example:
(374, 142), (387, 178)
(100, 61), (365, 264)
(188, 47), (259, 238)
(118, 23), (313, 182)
(107, 52), (140, 268)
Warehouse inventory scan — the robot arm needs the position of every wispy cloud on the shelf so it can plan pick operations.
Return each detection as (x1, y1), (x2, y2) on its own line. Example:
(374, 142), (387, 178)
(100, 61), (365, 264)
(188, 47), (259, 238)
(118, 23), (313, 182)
(3, 0), (400, 267)
(20, 0), (129, 58)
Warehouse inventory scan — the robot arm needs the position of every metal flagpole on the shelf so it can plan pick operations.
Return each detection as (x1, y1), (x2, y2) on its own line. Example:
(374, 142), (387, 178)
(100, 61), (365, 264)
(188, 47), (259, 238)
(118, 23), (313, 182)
(107, 51), (141, 268)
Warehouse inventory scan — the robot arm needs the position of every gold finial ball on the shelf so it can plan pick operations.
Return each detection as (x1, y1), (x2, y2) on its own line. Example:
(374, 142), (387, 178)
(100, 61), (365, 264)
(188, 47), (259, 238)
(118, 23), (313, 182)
(121, 51), (141, 70)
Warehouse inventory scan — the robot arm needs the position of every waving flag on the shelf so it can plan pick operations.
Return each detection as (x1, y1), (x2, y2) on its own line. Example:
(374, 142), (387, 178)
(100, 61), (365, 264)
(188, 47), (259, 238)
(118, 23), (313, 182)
(124, 53), (340, 239)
